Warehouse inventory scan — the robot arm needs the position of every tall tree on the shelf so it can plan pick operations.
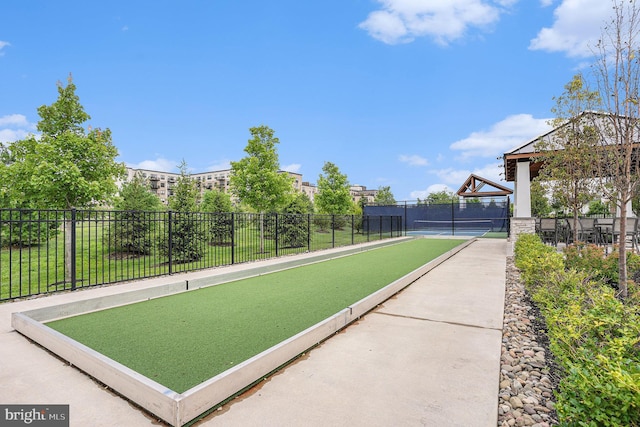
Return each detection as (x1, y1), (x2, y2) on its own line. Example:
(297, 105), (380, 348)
(426, 190), (458, 204)
(530, 178), (552, 218)
(230, 125), (292, 251)
(591, 0), (640, 300)
(111, 173), (164, 256)
(200, 188), (233, 246)
(5, 75), (125, 209)
(315, 161), (351, 214)
(374, 185), (396, 205)
(279, 192), (313, 248)
(2, 76), (125, 283)
(535, 74), (601, 243)
(162, 161), (205, 263)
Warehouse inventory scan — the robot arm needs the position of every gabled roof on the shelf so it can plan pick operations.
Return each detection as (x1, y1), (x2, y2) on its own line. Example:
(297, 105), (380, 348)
(502, 111), (613, 182)
(456, 174), (513, 197)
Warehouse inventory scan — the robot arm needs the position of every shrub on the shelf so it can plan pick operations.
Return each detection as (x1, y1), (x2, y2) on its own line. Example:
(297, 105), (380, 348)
(514, 234), (640, 426)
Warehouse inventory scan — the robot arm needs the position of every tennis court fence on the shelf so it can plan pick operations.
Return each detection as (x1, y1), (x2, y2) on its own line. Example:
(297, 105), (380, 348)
(363, 199), (510, 236)
(0, 209), (402, 301)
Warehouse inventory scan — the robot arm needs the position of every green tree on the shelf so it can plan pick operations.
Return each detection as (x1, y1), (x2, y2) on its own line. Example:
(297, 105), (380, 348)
(426, 190), (458, 204)
(230, 126), (293, 252)
(111, 173), (164, 256)
(374, 185), (396, 205)
(535, 74), (600, 243)
(315, 161), (351, 214)
(161, 161), (205, 263)
(591, 0), (640, 299)
(1, 76), (125, 281)
(278, 192), (313, 248)
(530, 179), (552, 218)
(4, 75), (125, 209)
(201, 189), (233, 245)
(588, 200), (610, 216)
(315, 162), (352, 230)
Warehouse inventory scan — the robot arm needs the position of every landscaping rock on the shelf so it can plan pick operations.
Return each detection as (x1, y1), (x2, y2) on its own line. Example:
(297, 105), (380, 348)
(498, 257), (559, 426)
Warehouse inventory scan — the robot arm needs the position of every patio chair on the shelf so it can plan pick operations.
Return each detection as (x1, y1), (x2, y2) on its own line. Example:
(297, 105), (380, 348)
(594, 218), (614, 246)
(538, 218), (558, 245)
(578, 218), (598, 244)
(611, 217), (639, 251)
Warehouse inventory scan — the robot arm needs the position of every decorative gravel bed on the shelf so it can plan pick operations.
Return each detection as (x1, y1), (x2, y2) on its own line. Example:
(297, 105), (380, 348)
(498, 257), (561, 427)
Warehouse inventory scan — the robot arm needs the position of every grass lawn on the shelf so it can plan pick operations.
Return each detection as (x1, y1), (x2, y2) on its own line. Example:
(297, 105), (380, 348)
(1, 220), (392, 300)
(47, 238), (464, 393)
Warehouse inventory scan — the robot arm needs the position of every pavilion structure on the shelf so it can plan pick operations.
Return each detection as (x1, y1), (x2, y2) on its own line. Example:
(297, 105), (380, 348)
(456, 174), (513, 199)
(503, 110), (639, 241)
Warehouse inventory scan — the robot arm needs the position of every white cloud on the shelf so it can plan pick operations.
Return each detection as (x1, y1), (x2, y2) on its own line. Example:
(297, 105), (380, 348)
(0, 129), (30, 142)
(281, 163), (302, 173)
(399, 154), (429, 166)
(410, 184), (454, 199)
(206, 160), (232, 171)
(449, 114), (552, 161)
(0, 114), (37, 143)
(0, 114), (30, 127)
(419, 161), (509, 200)
(0, 41), (10, 56)
(433, 163), (506, 185)
(529, 0), (612, 58)
(127, 158), (178, 172)
(540, 0), (555, 6)
(359, 0), (511, 45)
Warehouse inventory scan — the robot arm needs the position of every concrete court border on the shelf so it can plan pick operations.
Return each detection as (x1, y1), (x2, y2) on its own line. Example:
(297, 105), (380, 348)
(11, 237), (474, 427)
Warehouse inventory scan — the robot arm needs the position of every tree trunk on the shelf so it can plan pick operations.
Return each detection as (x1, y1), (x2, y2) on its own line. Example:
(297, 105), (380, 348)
(618, 203), (628, 300)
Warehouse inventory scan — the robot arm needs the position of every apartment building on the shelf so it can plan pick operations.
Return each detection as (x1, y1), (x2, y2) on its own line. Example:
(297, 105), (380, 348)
(350, 185), (378, 205)
(126, 167), (305, 205)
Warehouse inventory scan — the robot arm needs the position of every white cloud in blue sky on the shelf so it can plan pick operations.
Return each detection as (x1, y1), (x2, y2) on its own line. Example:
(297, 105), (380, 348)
(282, 163), (302, 174)
(127, 158), (178, 173)
(359, 0), (513, 45)
(529, 0), (612, 57)
(0, 114), (36, 142)
(450, 114), (552, 161)
(0, 0), (621, 201)
(0, 41), (10, 56)
(399, 154), (429, 167)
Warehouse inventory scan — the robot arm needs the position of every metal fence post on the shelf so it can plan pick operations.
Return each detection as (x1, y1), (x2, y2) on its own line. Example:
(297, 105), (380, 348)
(168, 210), (173, 275)
(332, 215), (335, 248)
(307, 214), (311, 252)
(275, 213), (279, 257)
(231, 212), (235, 265)
(351, 215), (354, 245)
(70, 208), (77, 290)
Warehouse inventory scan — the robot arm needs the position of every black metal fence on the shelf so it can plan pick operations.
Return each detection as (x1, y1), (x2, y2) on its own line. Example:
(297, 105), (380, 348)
(364, 199), (510, 235)
(0, 209), (402, 301)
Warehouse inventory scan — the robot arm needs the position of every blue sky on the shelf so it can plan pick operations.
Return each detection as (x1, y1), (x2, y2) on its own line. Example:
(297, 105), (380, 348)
(0, 0), (614, 201)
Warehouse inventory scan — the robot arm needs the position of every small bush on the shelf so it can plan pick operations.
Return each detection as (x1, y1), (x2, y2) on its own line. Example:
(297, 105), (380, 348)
(514, 233), (640, 426)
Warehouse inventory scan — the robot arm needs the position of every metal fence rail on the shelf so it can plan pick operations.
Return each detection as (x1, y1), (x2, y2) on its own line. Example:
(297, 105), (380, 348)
(0, 209), (403, 301)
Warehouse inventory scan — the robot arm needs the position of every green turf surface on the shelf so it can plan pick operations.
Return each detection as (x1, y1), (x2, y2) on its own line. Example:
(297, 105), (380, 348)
(47, 238), (464, 393)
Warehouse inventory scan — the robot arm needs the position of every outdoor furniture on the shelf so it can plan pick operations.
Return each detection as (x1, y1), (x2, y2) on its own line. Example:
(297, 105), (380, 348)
(610, 217), (639, 250)
(594, 218), (614, 246)
(578, 217), (598, 243)
(538, 218), (559, 245)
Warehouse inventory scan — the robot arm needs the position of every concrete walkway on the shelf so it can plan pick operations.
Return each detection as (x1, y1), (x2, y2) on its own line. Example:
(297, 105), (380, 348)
(0, 238), (507, 427)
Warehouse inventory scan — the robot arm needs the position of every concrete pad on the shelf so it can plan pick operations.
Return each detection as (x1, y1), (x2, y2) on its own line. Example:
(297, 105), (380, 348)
(206, 314), (501, 427)
(199, 239), (506, 427)
(378, 238), (506, 330)
(0, 238), (506, 427)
